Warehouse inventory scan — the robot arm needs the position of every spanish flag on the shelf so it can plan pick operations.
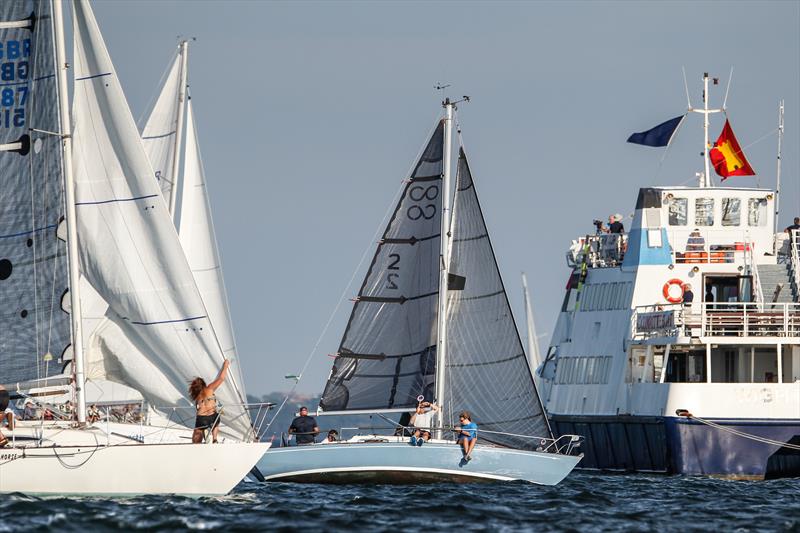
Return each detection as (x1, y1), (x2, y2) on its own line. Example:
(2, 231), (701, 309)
(709, 119), (755, 180)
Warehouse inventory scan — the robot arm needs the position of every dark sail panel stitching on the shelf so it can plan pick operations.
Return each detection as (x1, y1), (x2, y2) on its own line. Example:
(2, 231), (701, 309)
(410, 175), (442, 182)
(337, 346), (435, 360)
(76, 194), (159, 206)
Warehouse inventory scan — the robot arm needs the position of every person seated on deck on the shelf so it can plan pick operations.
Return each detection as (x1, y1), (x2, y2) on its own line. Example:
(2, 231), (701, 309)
(0, 387), (10, 447)
(320, 429), (339, 444)
(87, 404), (101, 424)
(189, 359), (230, 444)
(289, 406), (319, 445)
(455, 411), (478, 461)
(409, 401), (438, 446)
(22, 401), (36, 421)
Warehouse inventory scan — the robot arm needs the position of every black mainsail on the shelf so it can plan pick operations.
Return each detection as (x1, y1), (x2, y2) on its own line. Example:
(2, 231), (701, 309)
(320, 121), (444, 412)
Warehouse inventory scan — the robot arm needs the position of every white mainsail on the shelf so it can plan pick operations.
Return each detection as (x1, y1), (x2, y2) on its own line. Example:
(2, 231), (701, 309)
(70, 0), (250, 438)
(140, 50), (182, 216)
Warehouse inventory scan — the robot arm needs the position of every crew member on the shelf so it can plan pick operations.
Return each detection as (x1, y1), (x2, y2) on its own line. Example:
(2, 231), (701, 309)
(189, 359), (230, 444)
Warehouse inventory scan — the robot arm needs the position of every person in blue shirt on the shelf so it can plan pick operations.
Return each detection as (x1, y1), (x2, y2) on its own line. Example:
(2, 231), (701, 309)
(456, 411), (478, 461)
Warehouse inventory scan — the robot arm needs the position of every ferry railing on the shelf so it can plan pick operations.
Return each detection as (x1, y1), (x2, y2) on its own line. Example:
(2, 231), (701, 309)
(669, 228), (754, 265)
(791, 229), (800, 300)
(632, 302), (800, 339)
(745, 243), (765, 307)
(567, 234), (627, 269)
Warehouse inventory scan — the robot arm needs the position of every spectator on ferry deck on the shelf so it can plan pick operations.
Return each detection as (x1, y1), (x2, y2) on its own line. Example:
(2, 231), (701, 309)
(608, 214), (625, 234)
(288, 406), (319, 445)
(784, 217), (800, 234)
(705, 287), (715, 303)
(682, 284), (694, 305)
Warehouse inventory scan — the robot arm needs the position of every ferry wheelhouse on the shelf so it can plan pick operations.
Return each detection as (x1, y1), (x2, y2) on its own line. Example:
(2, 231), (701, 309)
(542, 76), (799, 479)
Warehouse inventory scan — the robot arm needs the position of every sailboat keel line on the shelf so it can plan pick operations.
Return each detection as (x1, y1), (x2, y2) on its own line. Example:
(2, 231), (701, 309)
(358, 291), (438, 304)
(75, 72), (112, 81)
(447, 352), (525, 368)
(75, 194), (159, 206)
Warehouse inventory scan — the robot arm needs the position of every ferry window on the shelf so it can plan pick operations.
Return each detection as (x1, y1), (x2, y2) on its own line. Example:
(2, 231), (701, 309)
(748, 198), (767, 226)
(668, 197), (688, 226)
(721, 198), (741, 226)
(695, 198), (714, 226)
(577, 357), (588, 383)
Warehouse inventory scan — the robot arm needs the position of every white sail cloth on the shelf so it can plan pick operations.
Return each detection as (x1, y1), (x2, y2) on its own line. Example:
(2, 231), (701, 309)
(177, 99), (245, 393)
(140, 50), (181, 214)
(70, 0), (250, 439)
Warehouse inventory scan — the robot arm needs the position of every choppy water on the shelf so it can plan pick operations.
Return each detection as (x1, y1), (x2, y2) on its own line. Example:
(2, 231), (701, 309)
(1, 473), (798, 532)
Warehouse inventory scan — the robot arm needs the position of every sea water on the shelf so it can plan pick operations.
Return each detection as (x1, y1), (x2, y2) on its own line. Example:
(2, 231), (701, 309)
(1, 473), (797, 531)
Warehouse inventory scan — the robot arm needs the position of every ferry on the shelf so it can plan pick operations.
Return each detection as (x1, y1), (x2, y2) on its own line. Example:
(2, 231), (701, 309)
(541, 74), (799, 479)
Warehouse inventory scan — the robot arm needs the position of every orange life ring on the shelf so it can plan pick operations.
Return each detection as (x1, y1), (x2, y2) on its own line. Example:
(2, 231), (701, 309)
(663, 279), (684, 303)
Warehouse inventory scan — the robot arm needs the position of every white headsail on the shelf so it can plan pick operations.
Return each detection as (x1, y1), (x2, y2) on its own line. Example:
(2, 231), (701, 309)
(140, 50), (182, 216)
(177, 98), (245, 391)
(70, 0), (250, 438)
(522, 272), (543, 373)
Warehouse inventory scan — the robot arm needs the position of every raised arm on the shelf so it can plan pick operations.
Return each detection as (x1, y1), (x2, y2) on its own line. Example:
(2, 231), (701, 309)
(208, 359), (230, 391)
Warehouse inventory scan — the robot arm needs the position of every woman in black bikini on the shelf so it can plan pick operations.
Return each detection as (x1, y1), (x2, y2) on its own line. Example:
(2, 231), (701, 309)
(189, 360), (230, 444)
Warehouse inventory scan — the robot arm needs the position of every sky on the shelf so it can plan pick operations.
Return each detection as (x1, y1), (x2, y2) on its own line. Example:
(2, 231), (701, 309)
(87, 0), (800, 396)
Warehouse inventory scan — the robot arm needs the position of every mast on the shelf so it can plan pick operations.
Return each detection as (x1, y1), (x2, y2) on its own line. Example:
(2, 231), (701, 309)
(774, 99), (784, 241)
(169, 39), (189, 219)
(53, 0), (87, 424)
(435, 98), (454, 436)
(689, 72), (723, 188)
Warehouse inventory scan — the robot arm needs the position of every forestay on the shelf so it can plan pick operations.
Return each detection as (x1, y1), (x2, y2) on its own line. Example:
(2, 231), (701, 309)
(320, 121), (444, 412)
(443, 148), (552, 448)
(140, 49), (181, 215)
(0, 0), (71, 387)
(70, 0), (251, 438)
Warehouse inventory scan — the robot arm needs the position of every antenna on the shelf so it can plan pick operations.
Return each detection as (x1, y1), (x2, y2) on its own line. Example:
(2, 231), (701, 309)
(682, 66), (691, 109)
(722, 67), (733, 110)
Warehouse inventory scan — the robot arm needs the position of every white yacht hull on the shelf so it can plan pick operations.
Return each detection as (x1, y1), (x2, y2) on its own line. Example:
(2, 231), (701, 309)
(0, 424), (270, 496)
(257, 438), (581, 485)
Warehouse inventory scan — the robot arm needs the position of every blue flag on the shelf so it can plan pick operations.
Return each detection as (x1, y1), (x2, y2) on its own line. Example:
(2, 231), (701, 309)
(627, 115), (685, 147)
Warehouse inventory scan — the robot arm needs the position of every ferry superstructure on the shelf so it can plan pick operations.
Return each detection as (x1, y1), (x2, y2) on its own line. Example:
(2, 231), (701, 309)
(542, 75), (799, 479)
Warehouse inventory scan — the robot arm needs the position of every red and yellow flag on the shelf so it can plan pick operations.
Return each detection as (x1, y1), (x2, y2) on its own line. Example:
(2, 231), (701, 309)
(709, 119), (755, 180)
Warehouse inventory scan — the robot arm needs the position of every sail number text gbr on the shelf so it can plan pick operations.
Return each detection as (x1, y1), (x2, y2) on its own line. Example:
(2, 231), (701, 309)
(0, 38), (31, 129)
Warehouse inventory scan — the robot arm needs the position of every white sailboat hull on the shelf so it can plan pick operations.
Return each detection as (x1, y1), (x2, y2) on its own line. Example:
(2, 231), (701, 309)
(257, 439), (581, 485)
(0, 424), (270, 496)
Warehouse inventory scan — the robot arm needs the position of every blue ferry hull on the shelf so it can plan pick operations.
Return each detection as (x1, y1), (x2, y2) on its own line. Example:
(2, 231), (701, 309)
(550, 415), (800, 479)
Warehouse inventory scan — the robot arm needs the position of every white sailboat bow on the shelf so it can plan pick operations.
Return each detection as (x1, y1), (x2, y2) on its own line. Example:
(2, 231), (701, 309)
(0, 0), (268, 496)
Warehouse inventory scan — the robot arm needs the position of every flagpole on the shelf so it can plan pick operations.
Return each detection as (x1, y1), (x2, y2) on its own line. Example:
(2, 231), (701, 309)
(703, 73), (711, 187)
(774, 99), (784, 246)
